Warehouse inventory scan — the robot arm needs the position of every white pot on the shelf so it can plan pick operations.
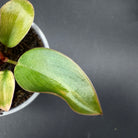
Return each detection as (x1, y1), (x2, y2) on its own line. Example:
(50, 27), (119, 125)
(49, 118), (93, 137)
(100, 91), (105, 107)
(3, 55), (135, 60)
(1, 23), (49, 116)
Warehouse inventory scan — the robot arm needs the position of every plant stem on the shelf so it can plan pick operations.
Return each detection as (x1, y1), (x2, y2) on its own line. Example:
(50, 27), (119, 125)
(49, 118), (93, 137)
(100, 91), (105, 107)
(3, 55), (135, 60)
(6, 59), (17, 65)
(0, 51), (17, 65)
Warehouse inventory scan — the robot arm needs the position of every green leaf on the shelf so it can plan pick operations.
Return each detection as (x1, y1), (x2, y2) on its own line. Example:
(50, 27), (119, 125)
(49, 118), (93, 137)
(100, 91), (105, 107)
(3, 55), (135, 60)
(0, 70), (15, 111)
(0, 0), (34, 48)
(14, 48), (102, 115)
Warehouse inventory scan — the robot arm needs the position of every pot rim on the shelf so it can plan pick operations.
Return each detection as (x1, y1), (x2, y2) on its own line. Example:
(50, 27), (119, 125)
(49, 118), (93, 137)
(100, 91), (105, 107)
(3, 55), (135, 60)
(1, 22), (49, 116)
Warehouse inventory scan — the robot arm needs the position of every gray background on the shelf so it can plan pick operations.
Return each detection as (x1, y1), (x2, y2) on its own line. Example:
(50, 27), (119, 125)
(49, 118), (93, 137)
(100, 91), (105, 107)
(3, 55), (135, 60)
(0, 0), (138, 138)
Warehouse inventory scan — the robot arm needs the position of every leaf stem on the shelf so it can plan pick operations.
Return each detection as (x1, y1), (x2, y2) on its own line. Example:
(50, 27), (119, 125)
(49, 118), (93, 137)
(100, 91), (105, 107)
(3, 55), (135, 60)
(6, 59), (17, 65)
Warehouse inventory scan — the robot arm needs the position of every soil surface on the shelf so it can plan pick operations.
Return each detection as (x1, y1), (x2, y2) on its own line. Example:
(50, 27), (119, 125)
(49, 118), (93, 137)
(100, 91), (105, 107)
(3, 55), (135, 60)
(0, 27), (44, 114)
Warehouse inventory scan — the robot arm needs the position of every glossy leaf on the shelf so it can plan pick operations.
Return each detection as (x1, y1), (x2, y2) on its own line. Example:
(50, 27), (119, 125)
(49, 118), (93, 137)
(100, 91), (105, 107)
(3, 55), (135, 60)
(0, 0), (34, 48)
(0, 70), (15, 111)
(14, 48), (102, 115)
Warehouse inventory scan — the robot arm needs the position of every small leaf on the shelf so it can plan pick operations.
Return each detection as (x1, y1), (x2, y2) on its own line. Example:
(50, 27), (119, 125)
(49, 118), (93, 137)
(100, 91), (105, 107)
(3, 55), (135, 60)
(14, 48), (102, 115)
(0, 70), (15, 111)
(0, 0), (34, 48)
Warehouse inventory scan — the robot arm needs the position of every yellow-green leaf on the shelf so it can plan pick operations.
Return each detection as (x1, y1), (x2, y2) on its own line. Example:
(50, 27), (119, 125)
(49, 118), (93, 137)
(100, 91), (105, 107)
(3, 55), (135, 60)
(0, 70), (15, 111)
(0, 0), (34, 47)
(14, 48), (102, 115)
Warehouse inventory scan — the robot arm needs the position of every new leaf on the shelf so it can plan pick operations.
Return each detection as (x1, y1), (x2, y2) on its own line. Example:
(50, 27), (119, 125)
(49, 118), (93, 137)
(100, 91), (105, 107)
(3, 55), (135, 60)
(14, 48), (102, 115)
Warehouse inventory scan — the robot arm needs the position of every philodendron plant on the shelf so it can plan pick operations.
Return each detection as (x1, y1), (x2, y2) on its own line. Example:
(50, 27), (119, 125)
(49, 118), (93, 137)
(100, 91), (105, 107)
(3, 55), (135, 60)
(0, 0), (102, 115)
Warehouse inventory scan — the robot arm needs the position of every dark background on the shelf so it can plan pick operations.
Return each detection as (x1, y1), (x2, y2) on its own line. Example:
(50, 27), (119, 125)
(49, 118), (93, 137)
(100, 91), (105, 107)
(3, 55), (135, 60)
(0, 0), (138, 138)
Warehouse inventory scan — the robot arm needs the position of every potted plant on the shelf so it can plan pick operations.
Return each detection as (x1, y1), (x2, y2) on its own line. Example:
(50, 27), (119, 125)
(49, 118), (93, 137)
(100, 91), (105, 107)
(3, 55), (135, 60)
(0, 22), (49, 116)
(0, 0), (102, 116)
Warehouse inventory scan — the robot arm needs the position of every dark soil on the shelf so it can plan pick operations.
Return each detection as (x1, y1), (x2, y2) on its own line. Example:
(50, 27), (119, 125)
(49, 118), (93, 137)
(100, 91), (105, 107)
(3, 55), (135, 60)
(0, 27), (44, 114)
